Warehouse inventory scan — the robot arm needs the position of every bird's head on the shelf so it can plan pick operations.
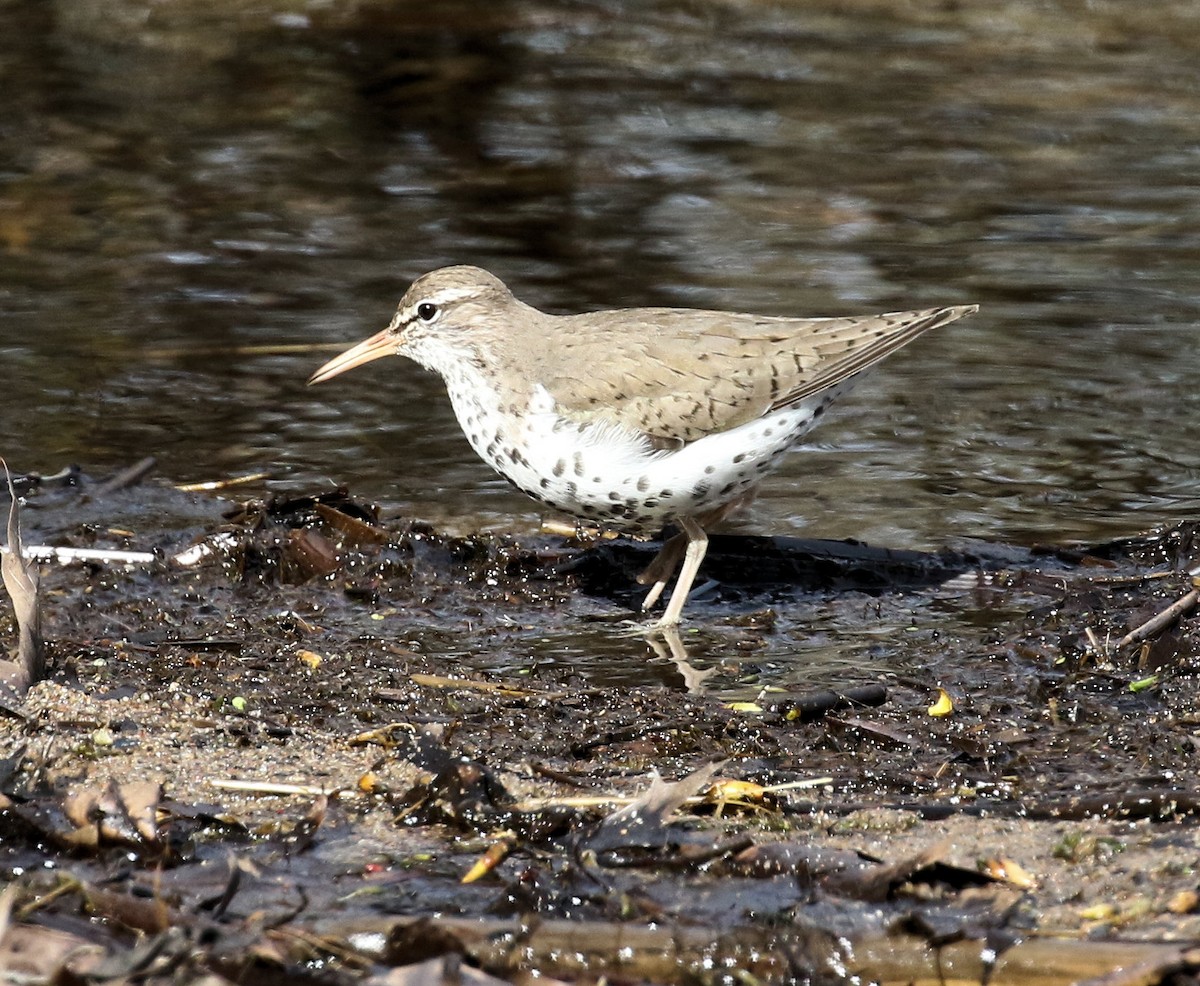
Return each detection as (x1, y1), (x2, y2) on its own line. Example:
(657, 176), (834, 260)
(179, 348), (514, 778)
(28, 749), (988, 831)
(308, 265), (518, 384)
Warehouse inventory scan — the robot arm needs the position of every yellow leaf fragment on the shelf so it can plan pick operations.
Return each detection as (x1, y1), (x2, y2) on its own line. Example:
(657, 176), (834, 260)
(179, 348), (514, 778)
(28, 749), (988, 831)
(701, 778), (778, 817)
(982, 856), (1036, 889)
(706, 779), (767, 803)
(297, 649), (322, 669)
(348, 722), (416, 747)
(927, 688), (954, 717)
(462, 839), (514, 884)
(1168, 890), (1199, 914)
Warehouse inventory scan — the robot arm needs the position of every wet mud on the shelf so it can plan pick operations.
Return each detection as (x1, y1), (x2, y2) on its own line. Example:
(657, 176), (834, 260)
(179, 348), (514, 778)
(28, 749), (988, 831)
(2, 470), (1200, 984)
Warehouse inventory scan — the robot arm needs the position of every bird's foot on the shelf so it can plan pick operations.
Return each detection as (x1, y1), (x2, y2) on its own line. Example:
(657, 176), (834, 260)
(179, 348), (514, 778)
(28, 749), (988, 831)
(616, 613), (683, 638)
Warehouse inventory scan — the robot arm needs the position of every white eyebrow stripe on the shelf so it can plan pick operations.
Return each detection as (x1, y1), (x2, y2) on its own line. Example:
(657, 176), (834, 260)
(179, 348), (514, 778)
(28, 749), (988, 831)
(400, 286), (478, 323)
(416, 287), (477, 308)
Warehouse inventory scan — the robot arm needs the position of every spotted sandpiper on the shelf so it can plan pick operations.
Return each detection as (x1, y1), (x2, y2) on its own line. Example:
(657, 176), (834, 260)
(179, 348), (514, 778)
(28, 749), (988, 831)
(309, 266), (976, 630)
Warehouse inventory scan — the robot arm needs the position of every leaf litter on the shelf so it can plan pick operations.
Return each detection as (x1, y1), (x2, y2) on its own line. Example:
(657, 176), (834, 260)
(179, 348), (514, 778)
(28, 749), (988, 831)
(1, 461), (1200, 984)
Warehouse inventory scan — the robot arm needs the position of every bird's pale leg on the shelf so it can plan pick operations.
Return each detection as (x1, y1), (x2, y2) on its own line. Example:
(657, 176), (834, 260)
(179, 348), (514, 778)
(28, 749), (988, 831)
(637, 532), (687, 611)
(646, 626), (718, 693)
(649, 516), (708, 630)
(638, 495), (752, 621)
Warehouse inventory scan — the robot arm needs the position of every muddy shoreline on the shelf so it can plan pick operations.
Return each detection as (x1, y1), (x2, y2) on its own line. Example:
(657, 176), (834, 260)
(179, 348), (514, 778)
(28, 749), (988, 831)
(2, 473), (1199, 984)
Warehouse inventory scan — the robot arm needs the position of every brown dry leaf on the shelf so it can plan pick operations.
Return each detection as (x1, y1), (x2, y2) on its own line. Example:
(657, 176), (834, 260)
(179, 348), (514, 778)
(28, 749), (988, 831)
(0, 462), (44, 702)
(120, 780), (164, 843)
(366, 956), (511, 986)
(583, 761), (726, 864)
(283, 528), (340, 580)
(62, 786), (104, 831)
(286, 795), (329, 854)
(0, 919), (107, 981)
(61, 780), (164, 849)
(315, 501), (391, 545)
(823, 840), (999, 902)
(728, 842), (873, 879)
(826, 716), (916, 749)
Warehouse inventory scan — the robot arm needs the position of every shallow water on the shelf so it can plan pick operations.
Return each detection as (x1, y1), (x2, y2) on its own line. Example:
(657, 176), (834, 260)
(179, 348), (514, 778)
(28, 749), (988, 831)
(2, 0), (1198, 556)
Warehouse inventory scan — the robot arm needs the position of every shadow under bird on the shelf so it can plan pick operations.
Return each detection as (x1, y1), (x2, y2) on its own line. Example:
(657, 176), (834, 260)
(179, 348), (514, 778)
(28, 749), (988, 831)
(309, 266), (977, 631)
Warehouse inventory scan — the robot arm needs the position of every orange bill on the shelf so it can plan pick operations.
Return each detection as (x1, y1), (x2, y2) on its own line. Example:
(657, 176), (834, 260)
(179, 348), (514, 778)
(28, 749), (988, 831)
(307, 328), (397, 384)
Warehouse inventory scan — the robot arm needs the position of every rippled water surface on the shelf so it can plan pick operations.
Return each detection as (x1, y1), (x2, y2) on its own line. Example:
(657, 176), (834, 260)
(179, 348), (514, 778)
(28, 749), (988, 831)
(2, 0), (1198, 554)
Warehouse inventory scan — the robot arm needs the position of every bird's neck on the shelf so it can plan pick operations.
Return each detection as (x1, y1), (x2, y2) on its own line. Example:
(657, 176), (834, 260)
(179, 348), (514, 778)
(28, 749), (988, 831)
(435, 350), (525, 438)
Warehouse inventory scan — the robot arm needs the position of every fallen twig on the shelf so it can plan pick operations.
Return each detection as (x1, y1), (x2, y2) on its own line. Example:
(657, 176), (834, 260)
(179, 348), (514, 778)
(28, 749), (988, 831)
(90, 457), (157, 498)
(175, 472), (271, 493)
(1115, 587), (1199, 650)
(209, 779), (356, 799)
(20, 545), (156, 566)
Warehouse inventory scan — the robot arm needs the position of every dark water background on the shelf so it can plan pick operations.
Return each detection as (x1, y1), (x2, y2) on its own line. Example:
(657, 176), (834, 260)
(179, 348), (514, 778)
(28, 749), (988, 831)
(2, 0), (1198, 556)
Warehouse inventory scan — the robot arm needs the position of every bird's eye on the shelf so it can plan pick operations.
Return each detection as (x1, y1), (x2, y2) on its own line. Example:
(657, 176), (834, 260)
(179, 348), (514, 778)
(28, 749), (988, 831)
(416, 302), (439, 322)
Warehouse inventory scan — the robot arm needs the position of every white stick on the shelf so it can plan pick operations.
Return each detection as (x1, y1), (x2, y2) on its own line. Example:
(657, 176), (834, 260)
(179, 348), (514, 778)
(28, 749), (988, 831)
(2, 544), (156, 565)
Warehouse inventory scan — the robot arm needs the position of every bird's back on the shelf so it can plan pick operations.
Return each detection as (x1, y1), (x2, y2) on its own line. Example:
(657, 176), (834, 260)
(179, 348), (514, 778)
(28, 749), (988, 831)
(519, 304), (977, 445)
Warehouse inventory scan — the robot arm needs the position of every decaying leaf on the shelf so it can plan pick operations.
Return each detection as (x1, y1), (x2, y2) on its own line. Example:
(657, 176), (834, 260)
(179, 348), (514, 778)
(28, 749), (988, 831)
(823, 840), (1000, 902)
(314, 501), (391, 545)
(0, 902), (107, 982)
(581, 761), (732, 865)
(366, 955), (512, 986)
(283, 528), (340, 580)
(60, 779), (164, 849)
(0, 462), (44, 704)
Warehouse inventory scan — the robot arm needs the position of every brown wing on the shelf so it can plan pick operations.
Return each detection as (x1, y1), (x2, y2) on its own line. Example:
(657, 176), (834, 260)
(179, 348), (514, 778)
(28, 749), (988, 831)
(532, 304), (978, 445)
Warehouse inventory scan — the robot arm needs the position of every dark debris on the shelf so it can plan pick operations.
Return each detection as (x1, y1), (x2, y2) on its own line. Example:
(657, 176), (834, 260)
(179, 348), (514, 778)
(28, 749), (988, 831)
(2, 477), (1200, 983)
